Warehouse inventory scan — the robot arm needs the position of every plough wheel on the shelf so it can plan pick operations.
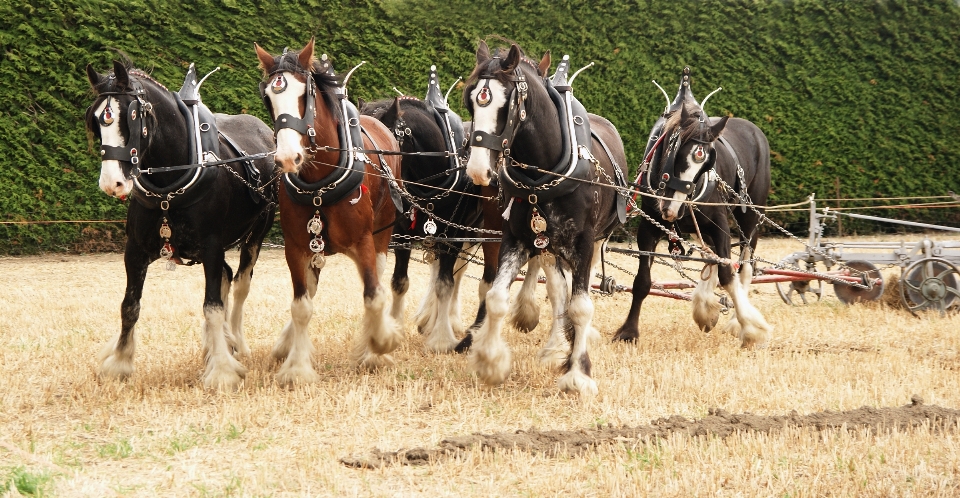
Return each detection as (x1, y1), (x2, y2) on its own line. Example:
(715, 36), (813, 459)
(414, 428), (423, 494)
(833, 260), (884, 304)
(900, 257), (960, 316)
(775, 259), (823, 306)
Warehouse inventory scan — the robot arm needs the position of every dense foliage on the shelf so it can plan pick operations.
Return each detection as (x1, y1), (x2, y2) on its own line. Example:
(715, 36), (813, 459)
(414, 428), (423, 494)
(2, 0), (958, 252)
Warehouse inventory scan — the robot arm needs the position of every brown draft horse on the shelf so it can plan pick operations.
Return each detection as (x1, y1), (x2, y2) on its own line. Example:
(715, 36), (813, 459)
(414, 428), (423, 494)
(255, 39), (402, 383)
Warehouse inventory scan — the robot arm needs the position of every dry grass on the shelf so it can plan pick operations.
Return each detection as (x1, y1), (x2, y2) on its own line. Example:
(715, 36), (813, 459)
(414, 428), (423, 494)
(1, 234), (959, 497)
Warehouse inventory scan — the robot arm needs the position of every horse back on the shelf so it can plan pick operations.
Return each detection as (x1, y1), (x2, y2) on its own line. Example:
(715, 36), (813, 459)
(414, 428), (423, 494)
(213, 113), (276, 175)
(712, 117), (770, 205)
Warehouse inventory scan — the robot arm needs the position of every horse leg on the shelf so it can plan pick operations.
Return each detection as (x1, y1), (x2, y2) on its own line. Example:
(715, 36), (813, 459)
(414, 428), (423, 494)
(273, 250), (321, 385)
(351, 239), (404, 369)
(692, 262), (722, 332)
(200, 243), (247, 390)
(538, 257), (570, 367)
(225, 243), (261, 357)
(454, 239), (500, 353)
(390, 246), (411, 324)
(448, 250), (467, 336)
(98, 241), (152, 379)
(557, 236), (599, 396)
(469, 240), (527, 386)
(414, 259), (440, 334)
(612, 217), (660, 342)
(423, 252), (460, 353)
(715, 220), (771, 348)
(508, 257), (541, 332)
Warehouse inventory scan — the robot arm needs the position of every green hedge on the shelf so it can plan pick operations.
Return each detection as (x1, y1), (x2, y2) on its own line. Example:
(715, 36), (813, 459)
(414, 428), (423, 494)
(2, 0), (958, 253)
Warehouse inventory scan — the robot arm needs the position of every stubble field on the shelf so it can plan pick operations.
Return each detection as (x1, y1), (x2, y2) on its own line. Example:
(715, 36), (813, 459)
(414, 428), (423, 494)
(1, 235), (959, 497)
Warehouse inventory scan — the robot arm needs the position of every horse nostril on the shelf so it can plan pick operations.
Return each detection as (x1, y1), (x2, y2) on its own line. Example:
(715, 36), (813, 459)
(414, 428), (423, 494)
(294, 153), (304, 166)
(115, 181), (123, 189)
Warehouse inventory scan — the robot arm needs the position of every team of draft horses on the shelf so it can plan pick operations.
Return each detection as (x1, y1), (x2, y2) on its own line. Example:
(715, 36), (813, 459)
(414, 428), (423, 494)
(84, 38), (772, 395)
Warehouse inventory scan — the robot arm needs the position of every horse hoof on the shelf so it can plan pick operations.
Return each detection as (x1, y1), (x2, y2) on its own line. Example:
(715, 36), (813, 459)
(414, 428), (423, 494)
(557, 371), (598, 397)
(508, 302), (540, 333)
(424, 333), (459, 354)
(453, 333), (474, 354)
(538, 345), (568, 369)
(469, 345), (512, 386)
(99, 355), (134, 380)
(275, 364), (320, 386)
(611, 328), (638, 343)
(355, 350), (396, 371)
(203, 363), (246, 391)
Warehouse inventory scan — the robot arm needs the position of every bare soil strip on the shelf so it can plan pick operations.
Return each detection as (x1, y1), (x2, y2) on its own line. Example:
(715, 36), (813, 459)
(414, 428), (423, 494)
(341, 396), (960, 469)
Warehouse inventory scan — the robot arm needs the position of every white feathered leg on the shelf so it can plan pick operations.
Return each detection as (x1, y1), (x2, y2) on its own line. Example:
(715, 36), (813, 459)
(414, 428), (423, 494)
(556, 292), (599, 396)
(723, 270), (771, 348)
(274, 264), (320, 385)
(469, 253), (522, 386)
(539, 260), (570, 368)
(507, 257), (541, 332)
(692, 264), (722, 332)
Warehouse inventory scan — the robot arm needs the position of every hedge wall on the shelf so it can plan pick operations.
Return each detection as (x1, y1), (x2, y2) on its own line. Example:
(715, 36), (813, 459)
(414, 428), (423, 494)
(2, 0), (958, 253)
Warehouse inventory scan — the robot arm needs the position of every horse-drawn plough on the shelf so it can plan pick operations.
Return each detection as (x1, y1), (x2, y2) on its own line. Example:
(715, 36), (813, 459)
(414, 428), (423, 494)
(82, 38), (959, 394)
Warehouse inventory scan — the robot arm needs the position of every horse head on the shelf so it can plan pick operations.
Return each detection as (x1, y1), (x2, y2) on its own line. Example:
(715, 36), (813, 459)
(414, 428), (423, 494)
(85, 61), (158, 198)
(462, 41), (551, 186)
(255, 38), (340, 174)
(657, 103), (728, 222)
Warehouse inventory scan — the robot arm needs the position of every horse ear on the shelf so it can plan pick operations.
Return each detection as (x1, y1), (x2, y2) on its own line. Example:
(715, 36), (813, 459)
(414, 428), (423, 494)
(381, 97), (402, 124)
(501, 44), (521, 73)
(86, 64), (103, 92)
(357, 97), (366, 110)
(112, 60), (128, 90)
(298, 38), (316, 69)
(538, 50), (551, 76)
(706, 115), (729, 142)
(476, 40), (490, 63)
(254, 43), (275, 73)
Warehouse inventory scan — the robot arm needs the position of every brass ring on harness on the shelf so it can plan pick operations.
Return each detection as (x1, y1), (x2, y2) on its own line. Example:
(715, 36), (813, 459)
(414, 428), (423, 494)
(313, 196), (323, 207)
(573, 115), (584, 126)
(348, 117), (359, 127)
(160, 200), (170, 211)
(528, 194), (538, 204)
(131, 167), (142, 178)
(426, 203), (434, 213)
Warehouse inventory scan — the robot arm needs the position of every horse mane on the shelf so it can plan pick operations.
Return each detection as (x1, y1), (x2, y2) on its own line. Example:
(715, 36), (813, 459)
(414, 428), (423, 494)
(663, 102), (707, 144)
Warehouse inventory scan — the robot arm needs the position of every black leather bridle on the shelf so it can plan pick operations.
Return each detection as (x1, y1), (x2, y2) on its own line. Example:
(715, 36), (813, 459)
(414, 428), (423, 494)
(259, 66), (318, 148)
(655, 112), (713, 197)
(92, 78), (151, 178)
(468, 62), (528, 159)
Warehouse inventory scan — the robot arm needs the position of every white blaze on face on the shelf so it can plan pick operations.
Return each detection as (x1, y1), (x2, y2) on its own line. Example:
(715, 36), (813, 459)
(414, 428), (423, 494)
(265, 72), (308, 173)
(95, 97), (133, 197)
(661, 147), (702, 222)
(466, 79), (508, 186)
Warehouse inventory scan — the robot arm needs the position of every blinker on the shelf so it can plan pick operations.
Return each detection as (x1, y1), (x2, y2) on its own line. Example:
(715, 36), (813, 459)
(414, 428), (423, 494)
(693, 145), (706, 163)
(100, 103), (115, 126)
(271, 74), (287, 94)
(477, 85), (491, 107)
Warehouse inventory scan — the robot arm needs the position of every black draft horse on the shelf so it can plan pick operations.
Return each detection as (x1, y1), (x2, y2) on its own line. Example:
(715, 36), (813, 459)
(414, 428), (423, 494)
(613, 67), (772, 347)
(85, 61), (276, 389)
(463, 41), (628, 395)
(360, 71), (495, 353)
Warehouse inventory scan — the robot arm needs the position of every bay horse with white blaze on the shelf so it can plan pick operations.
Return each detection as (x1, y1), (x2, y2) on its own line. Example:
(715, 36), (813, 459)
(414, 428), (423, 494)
(255, 39), (403, 382)
(463, 41), (628, 395)
(85, 61), (277, 389)
(612, 67), (772, 347)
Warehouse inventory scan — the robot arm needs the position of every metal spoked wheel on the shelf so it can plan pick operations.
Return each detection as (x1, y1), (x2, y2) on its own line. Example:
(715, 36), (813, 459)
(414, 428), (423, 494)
(775, 259), (824, 306)
(900, 257), (960, 316)
(833, 260), (885, 305)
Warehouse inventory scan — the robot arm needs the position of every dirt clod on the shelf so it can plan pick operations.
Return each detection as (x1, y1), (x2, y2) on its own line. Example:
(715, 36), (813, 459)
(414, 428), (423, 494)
(342, 397), (960, 469)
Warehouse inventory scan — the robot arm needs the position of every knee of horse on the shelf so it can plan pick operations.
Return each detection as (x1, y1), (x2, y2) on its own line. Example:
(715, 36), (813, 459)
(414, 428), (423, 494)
(485, 287), (510, 320)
